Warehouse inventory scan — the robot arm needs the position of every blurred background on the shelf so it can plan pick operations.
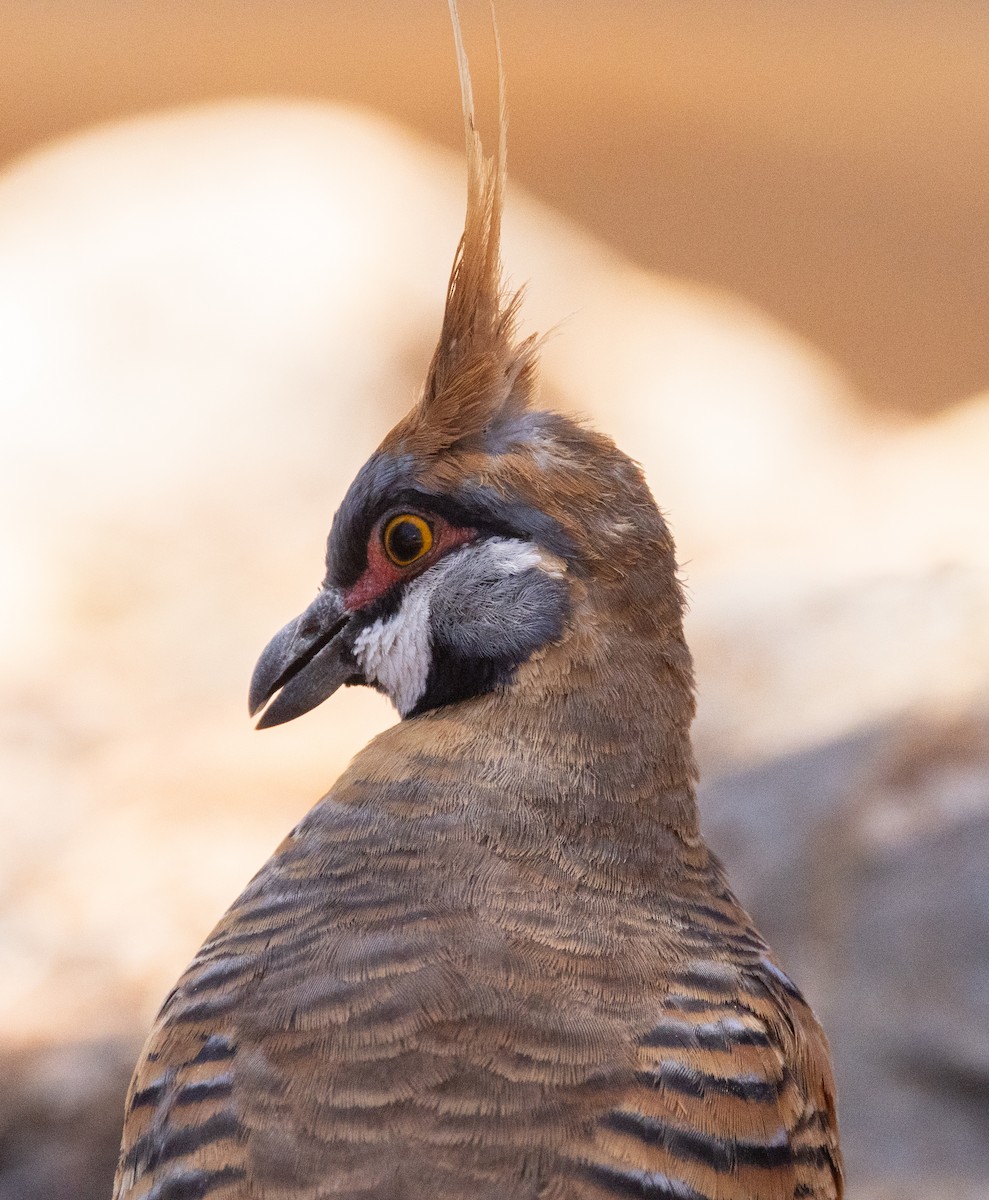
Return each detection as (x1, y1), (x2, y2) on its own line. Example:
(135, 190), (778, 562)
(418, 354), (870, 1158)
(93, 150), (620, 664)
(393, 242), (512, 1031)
(1, 2), (987, 1198)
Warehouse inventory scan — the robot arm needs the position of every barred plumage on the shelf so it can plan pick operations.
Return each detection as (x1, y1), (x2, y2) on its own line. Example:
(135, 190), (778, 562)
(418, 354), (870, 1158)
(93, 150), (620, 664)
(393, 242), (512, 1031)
(114, 3), (842, 1198)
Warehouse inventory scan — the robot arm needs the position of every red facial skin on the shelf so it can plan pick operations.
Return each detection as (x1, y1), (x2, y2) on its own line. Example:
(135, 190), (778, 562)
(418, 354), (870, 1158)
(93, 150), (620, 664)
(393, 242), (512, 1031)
(342, 514), (476, 613)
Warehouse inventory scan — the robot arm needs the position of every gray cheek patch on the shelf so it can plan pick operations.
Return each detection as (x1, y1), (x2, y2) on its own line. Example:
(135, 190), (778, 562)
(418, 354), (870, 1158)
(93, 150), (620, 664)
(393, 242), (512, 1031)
(429, 540), (569, 668)
(353, 538), (570, 717)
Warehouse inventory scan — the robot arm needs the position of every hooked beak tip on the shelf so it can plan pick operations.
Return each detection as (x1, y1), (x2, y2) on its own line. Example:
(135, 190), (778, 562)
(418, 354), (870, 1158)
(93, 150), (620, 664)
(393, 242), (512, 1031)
(247, 589), (353, 730)
(253, 704), (286, 731)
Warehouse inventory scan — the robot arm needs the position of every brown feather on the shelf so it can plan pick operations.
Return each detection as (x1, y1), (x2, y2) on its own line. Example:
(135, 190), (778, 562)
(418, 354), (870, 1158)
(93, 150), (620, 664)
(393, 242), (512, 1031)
(382, 0), (540, 460)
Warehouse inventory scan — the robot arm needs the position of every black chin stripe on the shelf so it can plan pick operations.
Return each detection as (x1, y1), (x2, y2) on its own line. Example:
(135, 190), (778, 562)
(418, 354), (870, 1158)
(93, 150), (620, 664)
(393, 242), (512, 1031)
(407, 649), (512, 717)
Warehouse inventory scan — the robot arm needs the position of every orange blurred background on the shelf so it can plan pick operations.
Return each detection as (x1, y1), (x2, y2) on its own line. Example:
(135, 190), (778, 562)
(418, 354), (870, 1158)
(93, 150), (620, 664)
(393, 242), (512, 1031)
(3, 0), (989, 413)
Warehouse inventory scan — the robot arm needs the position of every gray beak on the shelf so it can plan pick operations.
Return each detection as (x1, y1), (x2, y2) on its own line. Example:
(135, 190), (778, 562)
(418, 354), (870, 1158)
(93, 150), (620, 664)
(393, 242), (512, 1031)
(248, 588), (356, 729)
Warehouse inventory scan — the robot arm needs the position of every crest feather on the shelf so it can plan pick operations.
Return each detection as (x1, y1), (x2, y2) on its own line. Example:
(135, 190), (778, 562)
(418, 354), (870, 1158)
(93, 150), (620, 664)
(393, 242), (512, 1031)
(382, 0), (540, 459)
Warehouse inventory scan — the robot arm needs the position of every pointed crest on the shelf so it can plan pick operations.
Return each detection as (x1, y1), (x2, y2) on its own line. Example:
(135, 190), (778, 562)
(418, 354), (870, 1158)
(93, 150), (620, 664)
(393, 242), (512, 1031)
(382, 0), (540, 459)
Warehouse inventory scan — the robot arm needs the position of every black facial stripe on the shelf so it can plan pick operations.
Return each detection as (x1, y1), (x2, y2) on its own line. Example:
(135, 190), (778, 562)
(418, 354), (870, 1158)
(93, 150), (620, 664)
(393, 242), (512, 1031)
(327, 453), (420, 586)
(420, 485), (580, 566)
(344, 584), (407, 638)
(408, 647), (514, 717)
(325, 452), (579, 588)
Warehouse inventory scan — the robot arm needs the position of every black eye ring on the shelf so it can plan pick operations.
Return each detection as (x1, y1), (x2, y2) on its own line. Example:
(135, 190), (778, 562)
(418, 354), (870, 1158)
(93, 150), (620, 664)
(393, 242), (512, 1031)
(382, 513), (434, 567)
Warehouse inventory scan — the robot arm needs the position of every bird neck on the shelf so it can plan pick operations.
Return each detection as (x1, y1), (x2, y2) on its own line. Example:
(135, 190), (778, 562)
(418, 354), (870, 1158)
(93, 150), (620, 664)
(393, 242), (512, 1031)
(345, 590), (701, 869)
(473, 600), (701, 844)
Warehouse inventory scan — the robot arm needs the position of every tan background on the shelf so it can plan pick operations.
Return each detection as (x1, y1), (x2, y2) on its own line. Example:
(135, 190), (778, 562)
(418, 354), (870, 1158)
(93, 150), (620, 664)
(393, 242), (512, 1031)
(1, 4), (987, 1199)
(3, 0), (989, 413)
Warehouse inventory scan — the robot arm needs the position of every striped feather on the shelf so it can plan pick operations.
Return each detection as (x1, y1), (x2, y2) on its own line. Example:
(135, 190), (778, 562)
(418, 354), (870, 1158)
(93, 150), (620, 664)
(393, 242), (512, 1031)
(115, 703), (841, 1199)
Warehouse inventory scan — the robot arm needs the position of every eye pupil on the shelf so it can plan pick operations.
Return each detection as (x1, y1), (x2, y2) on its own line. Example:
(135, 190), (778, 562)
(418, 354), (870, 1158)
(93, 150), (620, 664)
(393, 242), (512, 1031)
(390, 521), (423, 562)
(383, 515), (433, 566)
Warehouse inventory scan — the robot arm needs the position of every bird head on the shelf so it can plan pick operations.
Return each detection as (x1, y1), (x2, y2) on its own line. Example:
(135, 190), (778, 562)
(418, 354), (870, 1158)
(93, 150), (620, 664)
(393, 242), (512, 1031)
(249, 4), (691, 732)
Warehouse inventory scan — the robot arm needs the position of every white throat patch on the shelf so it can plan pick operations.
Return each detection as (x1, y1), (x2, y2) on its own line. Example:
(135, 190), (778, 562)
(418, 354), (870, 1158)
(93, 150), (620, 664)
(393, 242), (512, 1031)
(352, 570), (438, 717)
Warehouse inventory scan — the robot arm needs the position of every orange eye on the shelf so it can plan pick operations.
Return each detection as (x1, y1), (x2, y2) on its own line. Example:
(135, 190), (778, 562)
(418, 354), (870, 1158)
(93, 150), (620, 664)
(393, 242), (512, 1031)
(382, 514), (434, 567)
